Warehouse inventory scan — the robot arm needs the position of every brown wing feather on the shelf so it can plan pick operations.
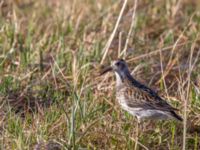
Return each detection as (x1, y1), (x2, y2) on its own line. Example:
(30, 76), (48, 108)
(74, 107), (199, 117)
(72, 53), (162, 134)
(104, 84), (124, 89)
(122, 79), (178, 112)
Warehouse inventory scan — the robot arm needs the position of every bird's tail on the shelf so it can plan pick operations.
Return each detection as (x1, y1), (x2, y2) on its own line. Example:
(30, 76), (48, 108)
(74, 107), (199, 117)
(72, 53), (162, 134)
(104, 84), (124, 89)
(170, 111), (183, 121)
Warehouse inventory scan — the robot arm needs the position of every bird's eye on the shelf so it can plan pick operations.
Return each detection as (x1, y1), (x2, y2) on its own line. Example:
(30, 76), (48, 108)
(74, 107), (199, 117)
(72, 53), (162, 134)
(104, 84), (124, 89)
(116, 62), (120, 66)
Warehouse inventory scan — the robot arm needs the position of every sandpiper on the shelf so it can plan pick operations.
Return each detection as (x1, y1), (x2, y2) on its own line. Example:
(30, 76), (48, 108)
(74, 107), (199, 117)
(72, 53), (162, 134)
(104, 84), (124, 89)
(101, 59), (182, 122)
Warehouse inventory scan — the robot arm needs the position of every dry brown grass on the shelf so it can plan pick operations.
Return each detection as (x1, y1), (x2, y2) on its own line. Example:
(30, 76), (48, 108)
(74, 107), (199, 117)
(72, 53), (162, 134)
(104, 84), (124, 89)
(0, 0), (200, 149)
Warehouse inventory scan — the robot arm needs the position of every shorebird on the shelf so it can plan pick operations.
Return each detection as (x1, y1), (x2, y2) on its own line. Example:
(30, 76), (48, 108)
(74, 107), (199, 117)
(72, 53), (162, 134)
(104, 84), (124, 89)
(101, 59), (182, 122)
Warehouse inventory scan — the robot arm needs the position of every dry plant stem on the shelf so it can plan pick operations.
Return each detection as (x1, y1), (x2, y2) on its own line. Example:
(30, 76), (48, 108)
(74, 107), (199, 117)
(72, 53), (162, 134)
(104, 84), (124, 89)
(1, 1), (199, 149)
(159, 39), (170, 98)
(41, 68), (52, 80)
(50, 55), (72, 90)
(172, 0), (182, 18)
(164, 13), (195, 80)
(51, 55), (67, 79)
(72, 51), (78, 90)
(163, 31), (188, 83)
(134, 120), (139, 150)
(127, 41), (191, 62)
(118, 31), (122, 57)
(131, 137), (149, 150)
(51, 63), (58, 89)
(101, 0), (128, 64)
(13, 8), (19, 34)
(182, 35), (200, 150)
(86, 1), (120, 30)
(120, 0), (138, 58)
(75, 115), (108, 144)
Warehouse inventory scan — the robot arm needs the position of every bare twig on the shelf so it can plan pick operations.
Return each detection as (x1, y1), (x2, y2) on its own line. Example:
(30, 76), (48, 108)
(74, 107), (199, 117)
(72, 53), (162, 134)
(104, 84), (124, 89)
(120, 0), (138, 58)
(101, 0), (128, 64)
(127, 41), (191, 62)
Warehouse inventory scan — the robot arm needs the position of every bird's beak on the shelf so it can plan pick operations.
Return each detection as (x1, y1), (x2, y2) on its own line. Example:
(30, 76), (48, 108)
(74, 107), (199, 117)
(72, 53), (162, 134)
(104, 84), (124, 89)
(100, 66), (113, 75)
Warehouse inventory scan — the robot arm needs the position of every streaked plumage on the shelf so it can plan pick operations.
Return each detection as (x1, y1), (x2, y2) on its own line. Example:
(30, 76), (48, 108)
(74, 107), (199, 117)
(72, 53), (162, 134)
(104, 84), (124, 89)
(101, 59), (182, 122)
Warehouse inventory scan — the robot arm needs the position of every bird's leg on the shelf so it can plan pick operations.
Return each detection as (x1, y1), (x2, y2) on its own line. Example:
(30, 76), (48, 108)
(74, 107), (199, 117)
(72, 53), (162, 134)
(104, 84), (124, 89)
(134, 118), (140, 150)
(139, 119), (145, 132)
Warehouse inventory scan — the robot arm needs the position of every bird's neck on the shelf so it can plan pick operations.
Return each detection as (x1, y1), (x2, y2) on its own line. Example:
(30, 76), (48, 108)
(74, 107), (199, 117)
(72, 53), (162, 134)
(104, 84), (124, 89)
(115, 72), (123, 87)
(115, 70), (139, 87)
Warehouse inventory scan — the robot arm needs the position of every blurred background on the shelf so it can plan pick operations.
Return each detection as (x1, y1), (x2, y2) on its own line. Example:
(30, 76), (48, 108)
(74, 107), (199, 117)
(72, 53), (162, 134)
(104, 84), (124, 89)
(0, 0), (200, 149)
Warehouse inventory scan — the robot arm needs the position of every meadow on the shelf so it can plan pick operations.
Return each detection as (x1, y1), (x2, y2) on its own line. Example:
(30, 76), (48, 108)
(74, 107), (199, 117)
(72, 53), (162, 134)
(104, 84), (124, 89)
(0, 0), (200, 149)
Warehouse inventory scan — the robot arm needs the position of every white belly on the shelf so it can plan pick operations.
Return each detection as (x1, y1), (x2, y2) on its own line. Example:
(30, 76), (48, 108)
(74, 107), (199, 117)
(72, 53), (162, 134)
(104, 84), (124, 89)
(117, 96), (172, 120)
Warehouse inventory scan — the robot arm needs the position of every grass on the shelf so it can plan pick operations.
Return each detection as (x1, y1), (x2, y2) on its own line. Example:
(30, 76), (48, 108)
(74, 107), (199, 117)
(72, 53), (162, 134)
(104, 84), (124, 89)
(0, 0), (200, 149)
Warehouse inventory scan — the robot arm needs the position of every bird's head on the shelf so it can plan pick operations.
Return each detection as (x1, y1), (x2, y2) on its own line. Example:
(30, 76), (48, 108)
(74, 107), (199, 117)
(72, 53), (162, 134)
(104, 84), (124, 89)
(100, 59), (130, 79)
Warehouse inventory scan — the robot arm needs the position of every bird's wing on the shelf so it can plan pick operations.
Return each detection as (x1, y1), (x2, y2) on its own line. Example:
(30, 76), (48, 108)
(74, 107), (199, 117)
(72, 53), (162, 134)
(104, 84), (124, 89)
(123, 80), (178, 112)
